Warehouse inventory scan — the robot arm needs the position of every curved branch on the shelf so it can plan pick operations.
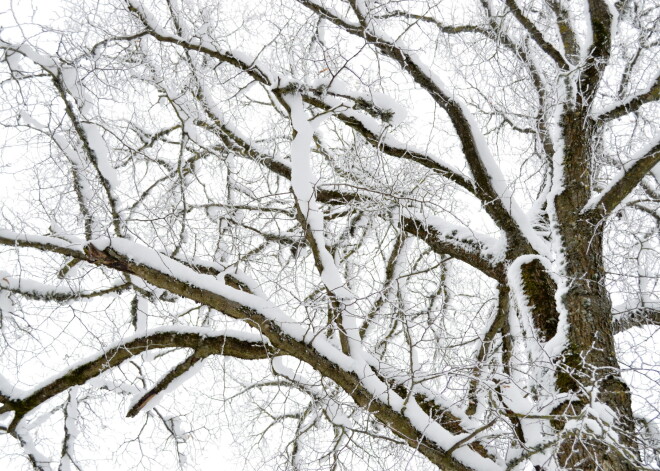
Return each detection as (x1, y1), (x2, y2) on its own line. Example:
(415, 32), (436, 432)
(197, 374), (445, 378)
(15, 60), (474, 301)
(400, 216), (505, 282)
(0, 232), (499, 471)
(2, 328), (273, 428)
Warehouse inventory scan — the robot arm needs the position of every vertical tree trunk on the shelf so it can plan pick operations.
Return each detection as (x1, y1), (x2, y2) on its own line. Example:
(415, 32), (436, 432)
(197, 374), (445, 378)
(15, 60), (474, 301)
(548, 112), (637, 470)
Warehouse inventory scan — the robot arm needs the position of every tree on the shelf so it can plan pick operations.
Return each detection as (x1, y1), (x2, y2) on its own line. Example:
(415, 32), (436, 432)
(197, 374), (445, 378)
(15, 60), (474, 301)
(0, 0), (658, 469)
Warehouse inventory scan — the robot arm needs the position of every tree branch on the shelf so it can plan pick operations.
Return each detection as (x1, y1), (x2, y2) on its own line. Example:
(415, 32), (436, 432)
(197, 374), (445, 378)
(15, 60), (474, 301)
(596, 74), (660, 121)
(400, 216), (505, 282)
(613, 306), (660, 334)
(297, 0), (539, 254)
(3, 329), (273, 430)
(584, 136), (660, 214)
(503, 0), (570, 70)
(0, 231), (498, 471)
(126, 352), (202, 417)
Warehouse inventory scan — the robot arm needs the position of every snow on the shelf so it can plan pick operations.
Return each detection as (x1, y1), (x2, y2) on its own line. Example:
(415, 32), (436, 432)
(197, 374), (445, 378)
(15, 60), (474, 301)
(0, 229), (85, 254)
(3, 172), (503, 468)
(0, 370), (18, 401)
(128, 356), (204, 415)
(0, 39), (57, 73)
(407, 208), (506, 262)
(402, 399), (501, 470)
(613, 299), (660, 317)
(86, 237), (359, 374)
(126, 0), (274, 85)
(59, 387), (80, 471)
(581, 0), (594, 63)
(4, 326), (269, 403)
(284, 93), (378, 376)
(0, 276), (125, 300)
(507, 255), (568, 358)
(403, 52), (549, 257)
(311, 78), (408, 127)
(15, 425), (54, 470)
(81, 123), (119, 188)
(9, 43), (121, 202)
(583, 133), (660, 212)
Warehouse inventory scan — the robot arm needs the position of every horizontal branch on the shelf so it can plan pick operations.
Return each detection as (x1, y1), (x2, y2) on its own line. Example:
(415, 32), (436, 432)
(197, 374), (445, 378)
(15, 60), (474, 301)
(1, 278), (130, 302)
(613, 306), (660, 334)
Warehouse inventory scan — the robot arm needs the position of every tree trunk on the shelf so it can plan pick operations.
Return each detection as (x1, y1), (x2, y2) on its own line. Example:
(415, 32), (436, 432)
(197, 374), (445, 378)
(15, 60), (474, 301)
(547, 112), (637, 470)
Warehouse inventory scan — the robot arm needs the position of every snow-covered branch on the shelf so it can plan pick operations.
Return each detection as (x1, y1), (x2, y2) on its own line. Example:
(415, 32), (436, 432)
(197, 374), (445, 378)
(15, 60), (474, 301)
(584, 135), (660, 214)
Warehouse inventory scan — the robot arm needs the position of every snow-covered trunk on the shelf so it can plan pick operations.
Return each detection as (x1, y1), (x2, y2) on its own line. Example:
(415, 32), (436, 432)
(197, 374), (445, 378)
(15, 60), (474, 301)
(548, 110), (636, 471)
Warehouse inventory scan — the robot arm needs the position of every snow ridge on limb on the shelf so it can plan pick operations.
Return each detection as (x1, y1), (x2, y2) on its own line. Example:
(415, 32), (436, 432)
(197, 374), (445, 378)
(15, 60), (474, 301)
(507, 255), (568, 359)
(0, 276), (129, 302)
(84, 238), (501, 470)
(397, 209), (506, 281)
(284, 91), (360, 356)
(594, 73), (660, 121)
(583, 134), (660, 214)
(0, 227), (501, 470)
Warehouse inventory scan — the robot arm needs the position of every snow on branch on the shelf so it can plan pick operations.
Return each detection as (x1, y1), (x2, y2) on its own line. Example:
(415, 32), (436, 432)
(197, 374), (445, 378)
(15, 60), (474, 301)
(297, 0), (547, 257)
(613, 303), (660, 334)
(398, 212), (506, 281)
(595, 73), (660, 121)
(1, 39), (123, 237)
(126, 0), (273, 85)
(584, 134), (660, 214)
(0, 227), (499, 455)
(284, 92), (361, 356)
(0, 276), (129, 302)
(79, 237), (500, 470)
(0, 328), (273, 430)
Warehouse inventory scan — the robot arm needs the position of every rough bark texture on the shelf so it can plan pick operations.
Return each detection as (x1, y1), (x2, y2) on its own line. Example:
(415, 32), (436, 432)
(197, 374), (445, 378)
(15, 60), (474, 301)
(0, 0), (657, 469)
(549, 108), (637, 469)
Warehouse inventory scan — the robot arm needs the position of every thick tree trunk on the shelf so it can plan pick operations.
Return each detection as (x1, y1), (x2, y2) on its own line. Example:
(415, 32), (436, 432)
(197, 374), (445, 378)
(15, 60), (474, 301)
(552, 227), (636, 470)
(545, 112), (637, 470)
